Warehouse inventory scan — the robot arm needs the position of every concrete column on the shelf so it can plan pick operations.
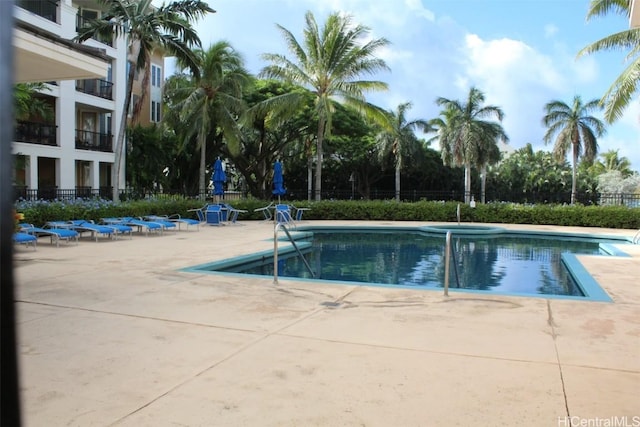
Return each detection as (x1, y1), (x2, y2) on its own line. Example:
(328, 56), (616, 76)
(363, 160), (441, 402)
(28, 154), (37, 189)
(92, 160), (100, 190)
(57, 81), (76, 189)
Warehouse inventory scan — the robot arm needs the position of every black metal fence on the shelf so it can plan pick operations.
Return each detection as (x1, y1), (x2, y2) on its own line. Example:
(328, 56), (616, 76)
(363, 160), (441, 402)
(75, 129), (113, 152)
(12, 186), (640, 207)
(17, 0), (57, 22)
(15, 121), (57, 146)
(76, 79), (114, 100)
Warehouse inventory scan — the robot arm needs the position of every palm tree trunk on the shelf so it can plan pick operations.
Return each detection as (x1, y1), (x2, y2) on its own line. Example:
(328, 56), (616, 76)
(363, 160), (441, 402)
(112, 44), (140, 202)
(315, 117), (325, 201)
(307, 157), (313, 202)
(198, 126), (206, 200)
(480, 164), (486, 204)
(395, 154), (401, 203)
(464, 163), (471, 203)
(571, 142), (578, 204)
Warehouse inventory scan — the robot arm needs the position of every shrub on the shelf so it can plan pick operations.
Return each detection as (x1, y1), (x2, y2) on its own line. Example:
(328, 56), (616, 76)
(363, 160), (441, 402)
(14, 198), (640, 229)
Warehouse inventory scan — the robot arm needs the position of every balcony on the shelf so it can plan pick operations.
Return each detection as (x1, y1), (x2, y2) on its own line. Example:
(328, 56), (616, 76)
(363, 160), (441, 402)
(15, 121), (57, 146)
(76, 15), (113, 46)
(76, 78), (113, 100)
(75, 129), (113, 152)
(16, 0), (58, 23)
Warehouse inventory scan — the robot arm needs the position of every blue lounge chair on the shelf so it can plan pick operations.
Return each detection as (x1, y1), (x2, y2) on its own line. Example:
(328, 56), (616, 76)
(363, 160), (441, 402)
(102, 217), (163, 236)
(72, 220), (134, 240)
(146, 214), (199, 231)
(96, 221), (134, 239)
(14, 232), (37, 250)
(19, 223), (79, 247)
(140, 216), (177, 232)
(47, 220), (118, 242)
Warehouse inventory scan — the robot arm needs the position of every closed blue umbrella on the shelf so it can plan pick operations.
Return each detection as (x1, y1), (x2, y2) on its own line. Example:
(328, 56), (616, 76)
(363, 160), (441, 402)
(272, 160), (286, 203)
(212, 158), (226, 197)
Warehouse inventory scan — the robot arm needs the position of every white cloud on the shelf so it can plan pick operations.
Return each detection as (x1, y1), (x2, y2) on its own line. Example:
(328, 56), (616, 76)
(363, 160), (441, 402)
(544, 24), (558, 38)
(455, 34), (567, 150)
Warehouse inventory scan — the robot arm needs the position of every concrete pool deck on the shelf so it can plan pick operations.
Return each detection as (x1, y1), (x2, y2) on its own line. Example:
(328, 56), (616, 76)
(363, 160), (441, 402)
(13, 221), (640, 426)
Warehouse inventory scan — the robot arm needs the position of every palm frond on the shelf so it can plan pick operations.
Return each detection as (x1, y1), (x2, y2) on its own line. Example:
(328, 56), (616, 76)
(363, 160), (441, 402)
(601, 59), (640, 122)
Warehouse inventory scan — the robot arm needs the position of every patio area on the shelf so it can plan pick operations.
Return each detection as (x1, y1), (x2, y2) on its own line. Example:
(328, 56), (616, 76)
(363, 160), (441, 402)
(13, 221), (640, 426)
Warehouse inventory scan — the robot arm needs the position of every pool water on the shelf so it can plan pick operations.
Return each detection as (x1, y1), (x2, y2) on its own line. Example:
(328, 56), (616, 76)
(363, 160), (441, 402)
(216, 230), (623, 297)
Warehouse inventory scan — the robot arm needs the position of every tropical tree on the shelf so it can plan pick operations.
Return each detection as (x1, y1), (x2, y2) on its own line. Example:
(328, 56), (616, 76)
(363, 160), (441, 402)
(239, 80), (316, 199)
(578, 0), (640, 123)
(542, 95), (606, 204)
(14, 83), (52, 122)
(593, 149), (634, 177)
(486, 144), (574, 203)
(164, 41), (251, 198)
(126, 124), (175, 194)
(261, 11), (390, 200)
(75, 0), (214, 201)
(375, 102), (430, 202)
(475, 132), (503, 203)
(434, 87), (508, 203)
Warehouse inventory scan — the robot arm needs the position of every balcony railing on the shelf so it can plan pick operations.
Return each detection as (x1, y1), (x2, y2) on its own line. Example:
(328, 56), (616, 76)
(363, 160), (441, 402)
(76, 15), (112, 46)
(15, 121), (57, 146)
(76, 79), (113, 100)
(17, 0), (58, 22)
(75, 129), (113, 152)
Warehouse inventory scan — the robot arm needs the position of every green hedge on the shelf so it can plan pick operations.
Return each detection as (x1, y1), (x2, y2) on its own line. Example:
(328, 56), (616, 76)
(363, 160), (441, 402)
(14, 198), (640, 229)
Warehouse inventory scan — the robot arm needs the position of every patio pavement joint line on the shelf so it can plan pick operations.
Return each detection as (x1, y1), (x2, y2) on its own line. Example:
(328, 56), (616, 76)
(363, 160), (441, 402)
(14, 300), (258, 333)
(109, 296), (341, 426)
(548, 300), (571, 418)
(273, 331), (563, 366)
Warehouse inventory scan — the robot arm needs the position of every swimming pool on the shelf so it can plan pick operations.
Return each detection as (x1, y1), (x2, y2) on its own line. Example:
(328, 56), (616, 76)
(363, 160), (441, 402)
(184, 226), (631, 301)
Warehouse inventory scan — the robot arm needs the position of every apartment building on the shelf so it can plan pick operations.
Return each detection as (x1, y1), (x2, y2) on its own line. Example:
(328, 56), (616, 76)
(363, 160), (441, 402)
(632, 0), (639, 28)
(12, 0), (127, 200)
(131, 49), (165, 127)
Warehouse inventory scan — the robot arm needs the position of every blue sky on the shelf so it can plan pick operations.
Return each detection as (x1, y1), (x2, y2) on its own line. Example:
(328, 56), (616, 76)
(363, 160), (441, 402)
(167, 0), (640, 171)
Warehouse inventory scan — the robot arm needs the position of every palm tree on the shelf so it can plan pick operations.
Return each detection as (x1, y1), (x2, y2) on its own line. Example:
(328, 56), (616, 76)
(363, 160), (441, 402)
(595, 149), (633, 177)
(261, 11), (390, 201)
(75, 0), (214, 201)
(376, 102), (430, 202)
(164, 41), (251, 198)
(542, 95), (606, 204)
(475, 129), (503, 203)
(578, 0), (640, 123)
(434, 87), (508, 203)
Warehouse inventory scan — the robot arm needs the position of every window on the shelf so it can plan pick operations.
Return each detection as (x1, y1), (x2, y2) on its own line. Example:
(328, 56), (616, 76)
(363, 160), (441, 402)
(151, 101), (161, 122)
(151, 65), (162, 87)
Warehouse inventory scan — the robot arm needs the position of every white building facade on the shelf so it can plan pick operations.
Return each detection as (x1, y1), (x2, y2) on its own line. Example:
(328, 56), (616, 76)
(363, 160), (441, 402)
(631, 0), (639, 28)
(13, 0), (126, 200)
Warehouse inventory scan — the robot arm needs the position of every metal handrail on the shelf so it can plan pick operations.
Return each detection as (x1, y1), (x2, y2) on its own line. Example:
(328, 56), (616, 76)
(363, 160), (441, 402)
(273, 223), (314, 284)
(456, 203), (461, 226)
(633, 229), (640, 245)
(443, 231), (461, 296)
